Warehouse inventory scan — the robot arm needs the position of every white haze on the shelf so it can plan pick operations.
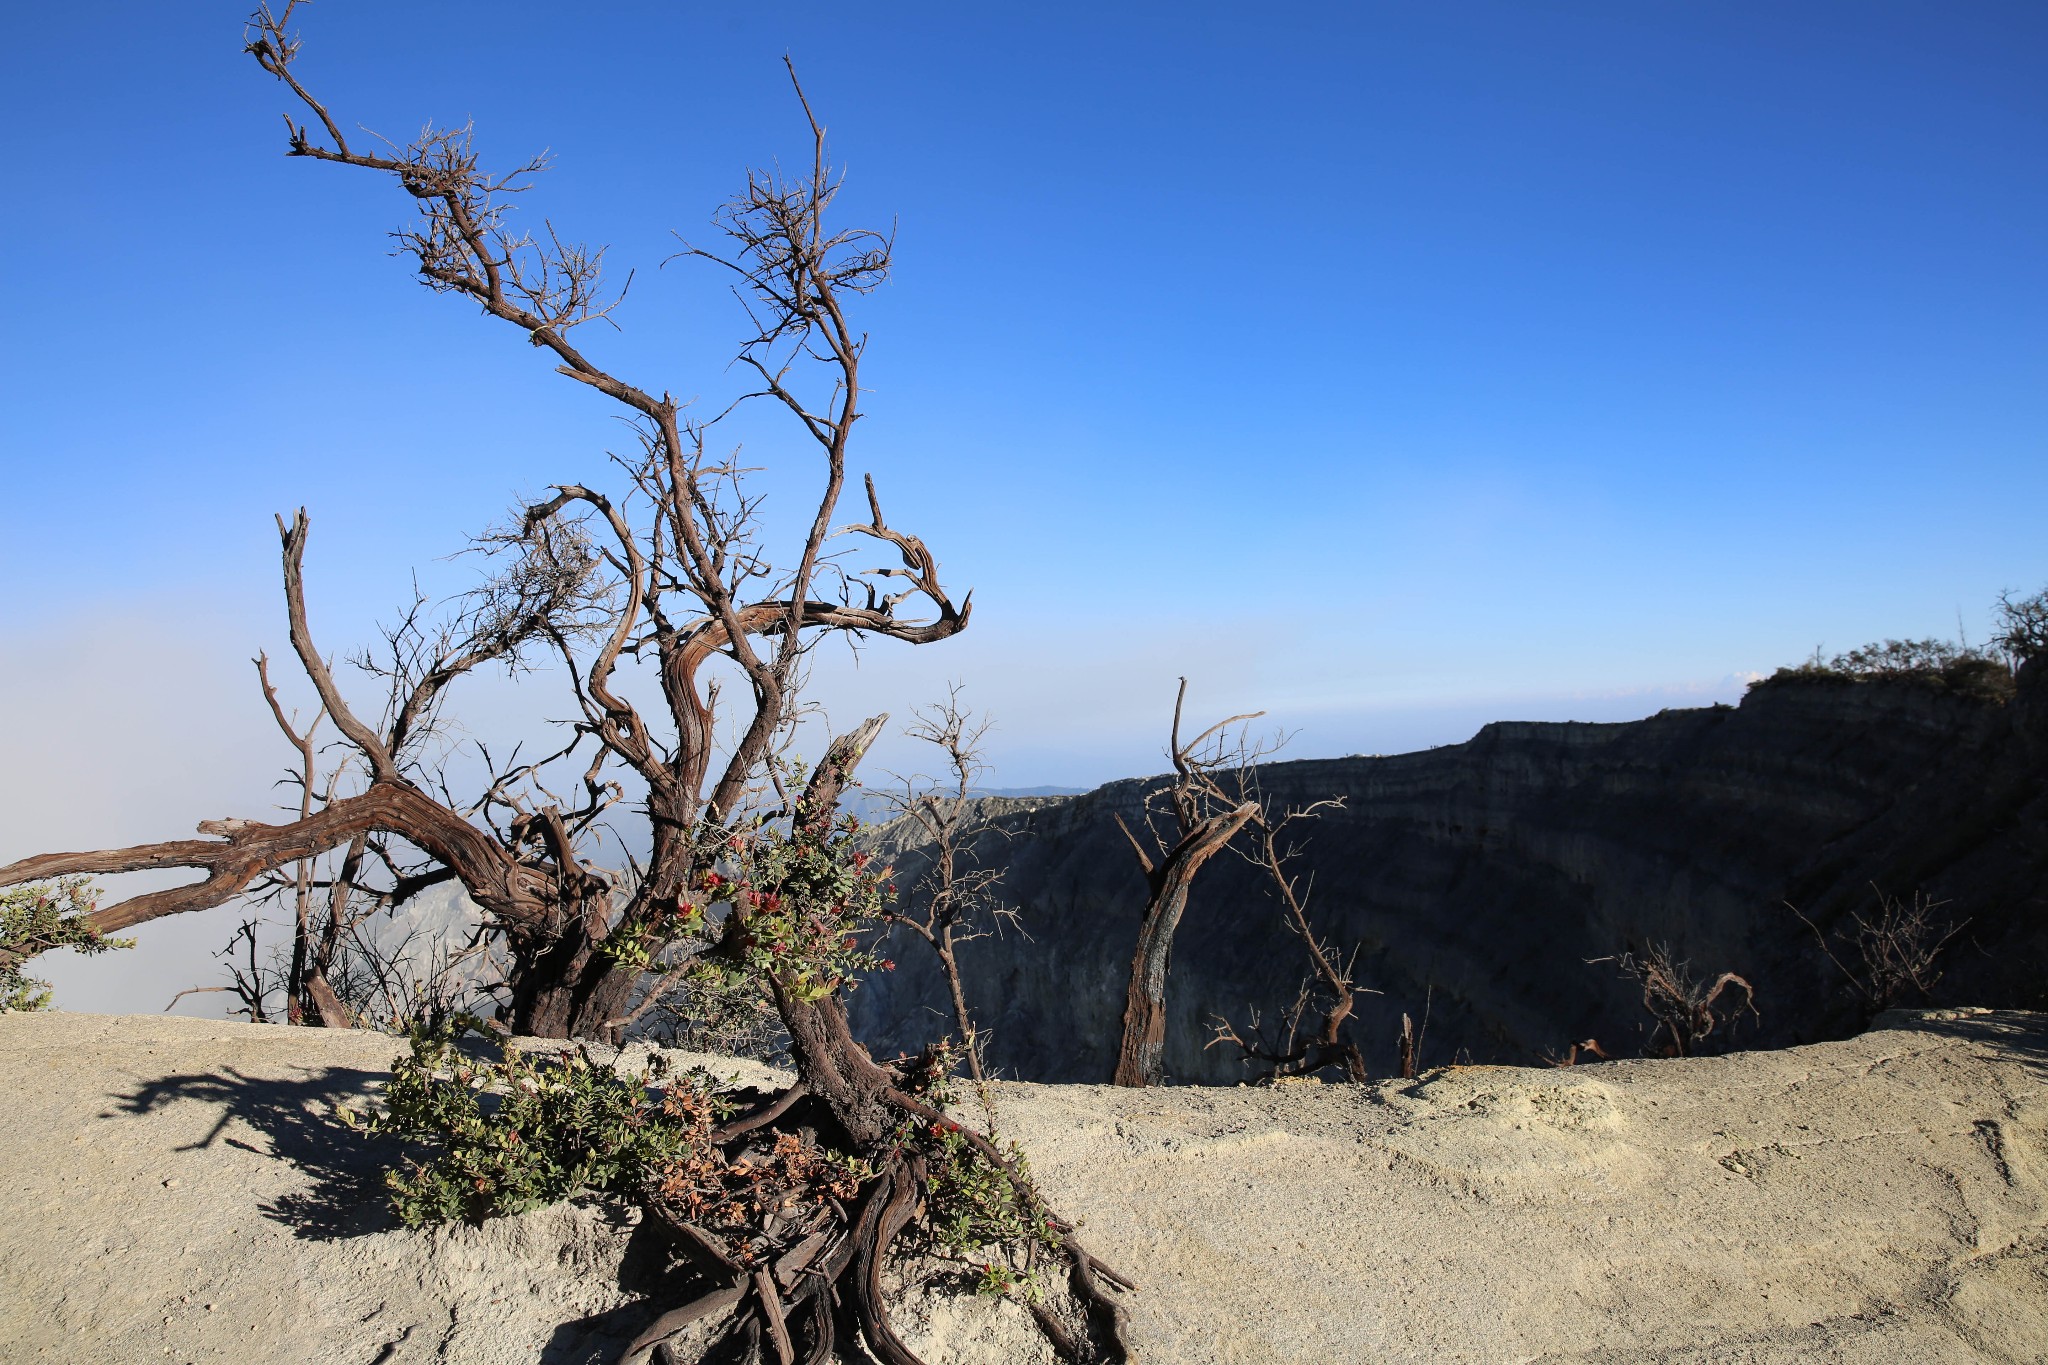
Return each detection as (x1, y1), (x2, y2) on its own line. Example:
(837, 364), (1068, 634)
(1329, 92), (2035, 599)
(3, 597), (1749, 1018)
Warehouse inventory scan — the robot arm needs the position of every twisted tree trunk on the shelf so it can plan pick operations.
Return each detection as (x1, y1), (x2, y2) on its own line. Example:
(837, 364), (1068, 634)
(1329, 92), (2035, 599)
(1112, 801), (1257, 1087)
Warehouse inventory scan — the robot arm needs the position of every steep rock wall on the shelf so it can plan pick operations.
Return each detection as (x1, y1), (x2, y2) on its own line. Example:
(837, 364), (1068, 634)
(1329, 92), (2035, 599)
(848, 663), (2048, 1083)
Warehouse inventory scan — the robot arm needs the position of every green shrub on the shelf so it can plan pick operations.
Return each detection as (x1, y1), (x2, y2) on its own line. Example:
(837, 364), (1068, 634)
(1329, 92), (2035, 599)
(711, 806), (893, 1003)
(350, 816), (1052, 1302)
(359, 1026), (1057, 1301)
(349, 1028), (727, 1226)
(891, 1043), (1062, 1298)
(0, 879), (131, 1012)
(917, 1121), (1061, 1296)
(1834, 638), (1969, 676)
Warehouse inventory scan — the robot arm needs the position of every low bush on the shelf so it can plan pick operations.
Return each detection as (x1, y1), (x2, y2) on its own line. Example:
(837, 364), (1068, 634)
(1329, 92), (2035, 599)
(347, 1029), (719, 1226)
(895, 1043), (1063, 1299)
(353, 1028), (1060, 1299)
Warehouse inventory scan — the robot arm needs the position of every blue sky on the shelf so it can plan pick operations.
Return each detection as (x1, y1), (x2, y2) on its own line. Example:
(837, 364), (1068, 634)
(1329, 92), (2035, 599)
(3, 1), (2044, 948)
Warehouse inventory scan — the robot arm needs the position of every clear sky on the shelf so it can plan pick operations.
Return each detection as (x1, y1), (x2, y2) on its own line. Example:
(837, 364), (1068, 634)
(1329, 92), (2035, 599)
(3, 4), (2044, 1008)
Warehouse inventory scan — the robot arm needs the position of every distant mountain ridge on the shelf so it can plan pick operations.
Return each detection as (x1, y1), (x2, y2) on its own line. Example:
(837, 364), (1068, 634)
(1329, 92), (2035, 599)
(838, 785), (1087, 828)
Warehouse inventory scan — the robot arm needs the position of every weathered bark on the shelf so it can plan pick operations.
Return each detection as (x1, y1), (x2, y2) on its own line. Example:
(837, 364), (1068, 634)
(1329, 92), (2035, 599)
(780, 988), (900, 1148)
(502, 908), (636, 1041)
(1112, 801), (1257, 1087)
(304, 972), (352, 1028)
(0, 780), (539, 937)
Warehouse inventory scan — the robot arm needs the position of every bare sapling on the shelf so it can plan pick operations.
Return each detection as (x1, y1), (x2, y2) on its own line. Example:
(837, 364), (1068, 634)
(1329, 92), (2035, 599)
(241, 651), (373, 1027)
(879, 686), (1019, 1086)
(254, 652), (329, 1024)
(1790, 883), (1969, 1018)
(1110, 679), (1261, 1087)
(0, 7), (1135, 1360)
(1206, 771), (1369, 1082)
(1594, 943), (1757, 1058)
(164, 917), (272, 1021)
(171, 648), (508, 1032)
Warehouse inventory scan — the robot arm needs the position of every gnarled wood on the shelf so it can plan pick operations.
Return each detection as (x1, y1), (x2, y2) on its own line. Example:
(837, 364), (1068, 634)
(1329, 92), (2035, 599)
(1113, 799), (1258, 1088)
(1112, 678), (1265, 1087)
(0, 780), (535, 936)
(617, 1284), (746, 1363)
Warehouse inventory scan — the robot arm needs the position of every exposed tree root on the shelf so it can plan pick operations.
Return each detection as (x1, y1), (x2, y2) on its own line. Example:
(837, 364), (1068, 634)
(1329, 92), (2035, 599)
(610, 1064), (1138, 1365)
(621, 1085), (1133, 1365)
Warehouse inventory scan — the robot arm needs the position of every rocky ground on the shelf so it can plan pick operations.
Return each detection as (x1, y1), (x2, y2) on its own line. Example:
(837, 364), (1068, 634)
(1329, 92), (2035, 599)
(3, 1008), (2046, 1363)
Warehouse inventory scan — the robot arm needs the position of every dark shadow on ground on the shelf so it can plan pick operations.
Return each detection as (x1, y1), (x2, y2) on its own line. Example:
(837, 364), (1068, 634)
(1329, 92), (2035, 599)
(1871, 1008), (2048, 1075)
(104, 1062), (405, 1239)
(100, 1057), (741, 1364)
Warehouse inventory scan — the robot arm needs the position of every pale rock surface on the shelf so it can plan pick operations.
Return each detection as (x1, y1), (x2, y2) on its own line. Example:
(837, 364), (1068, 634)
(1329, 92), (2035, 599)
(3, 1008), (2046, 1363)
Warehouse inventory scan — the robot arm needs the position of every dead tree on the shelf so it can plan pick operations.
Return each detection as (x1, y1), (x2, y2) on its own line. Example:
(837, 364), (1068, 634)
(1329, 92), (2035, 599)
(1110, 680), (1260, 1087)
(0, 11), (1134, 1360)
(237, 637), (516, 1032)
(5, 14), (969, 1043)
(878, 687), (1018, 1084)
(244, 651), (364, 1027)
(1205, 782), (1367, 1082)
(163, 918), (273, 1022)
(1595, 943), (1757, 1058)
(1789, 884), (1968, 1018)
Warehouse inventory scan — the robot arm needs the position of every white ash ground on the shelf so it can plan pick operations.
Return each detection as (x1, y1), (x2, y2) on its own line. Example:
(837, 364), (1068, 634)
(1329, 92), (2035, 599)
(2, 1008), (2044, 1363)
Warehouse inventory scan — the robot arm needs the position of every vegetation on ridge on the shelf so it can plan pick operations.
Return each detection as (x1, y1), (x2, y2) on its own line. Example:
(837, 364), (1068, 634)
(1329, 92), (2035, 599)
(1750, 583), (2046, 701)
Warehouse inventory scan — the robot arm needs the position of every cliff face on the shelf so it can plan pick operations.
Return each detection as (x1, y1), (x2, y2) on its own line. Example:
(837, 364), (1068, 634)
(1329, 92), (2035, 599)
(848, 662), (2048, 1083)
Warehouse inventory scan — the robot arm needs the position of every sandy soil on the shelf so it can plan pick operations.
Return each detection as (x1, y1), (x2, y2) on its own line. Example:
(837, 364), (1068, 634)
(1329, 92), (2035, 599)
(2, 1008), (2044, 1363)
